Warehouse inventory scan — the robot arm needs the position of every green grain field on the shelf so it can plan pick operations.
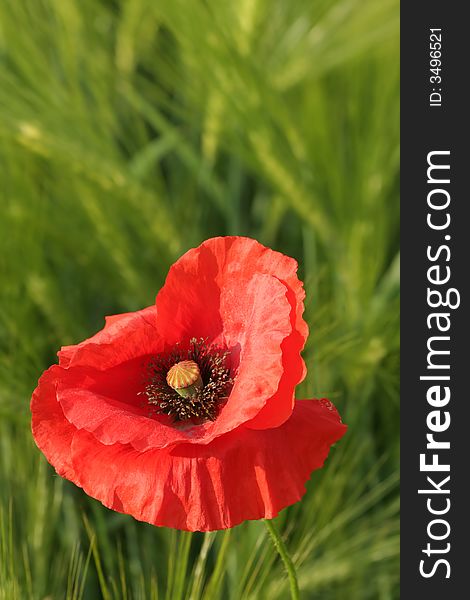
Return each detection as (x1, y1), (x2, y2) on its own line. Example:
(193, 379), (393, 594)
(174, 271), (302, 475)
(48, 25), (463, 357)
(0, 1), (399, 598)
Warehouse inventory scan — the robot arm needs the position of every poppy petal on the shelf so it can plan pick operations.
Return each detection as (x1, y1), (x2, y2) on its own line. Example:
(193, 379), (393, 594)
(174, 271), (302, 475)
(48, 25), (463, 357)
(30, 366), (77, 481)
(156, 236), (308, 429)
(58, 306), (160, 369)
(69, 399), (346, 531)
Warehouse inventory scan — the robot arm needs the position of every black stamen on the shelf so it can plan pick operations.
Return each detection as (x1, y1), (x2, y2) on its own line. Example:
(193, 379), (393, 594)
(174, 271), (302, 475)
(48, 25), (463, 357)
(143, 338), (233, 423)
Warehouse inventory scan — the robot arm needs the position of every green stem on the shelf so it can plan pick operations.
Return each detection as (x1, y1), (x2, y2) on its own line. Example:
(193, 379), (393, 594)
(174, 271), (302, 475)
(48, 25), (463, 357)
(264, 519), (300, 600)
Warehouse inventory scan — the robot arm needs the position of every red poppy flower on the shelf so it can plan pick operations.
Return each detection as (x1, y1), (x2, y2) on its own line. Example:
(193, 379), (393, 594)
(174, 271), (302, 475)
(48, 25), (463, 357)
(31, 237), (346, 531)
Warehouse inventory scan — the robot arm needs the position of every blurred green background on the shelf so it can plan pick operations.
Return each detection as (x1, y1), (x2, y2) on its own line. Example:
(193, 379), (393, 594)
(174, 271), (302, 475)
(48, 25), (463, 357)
(0, 0), (399, 598)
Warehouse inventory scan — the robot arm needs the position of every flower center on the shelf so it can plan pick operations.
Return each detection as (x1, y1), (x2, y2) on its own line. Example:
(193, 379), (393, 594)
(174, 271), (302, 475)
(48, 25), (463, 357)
(166, 360), (203, 398)
(144, 338), (233, 422)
